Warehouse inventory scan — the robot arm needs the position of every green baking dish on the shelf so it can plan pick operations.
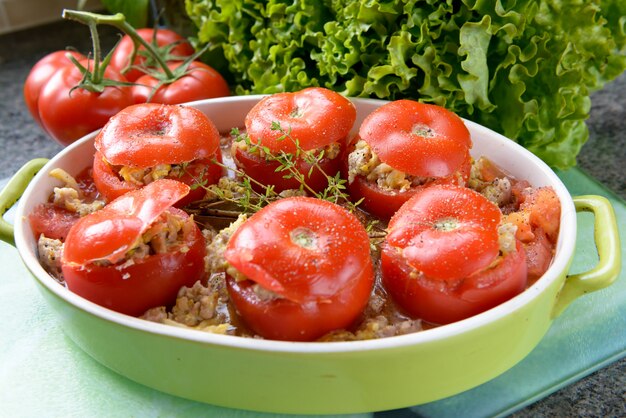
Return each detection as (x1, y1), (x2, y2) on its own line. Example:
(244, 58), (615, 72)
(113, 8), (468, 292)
(0, 96), (620, 414)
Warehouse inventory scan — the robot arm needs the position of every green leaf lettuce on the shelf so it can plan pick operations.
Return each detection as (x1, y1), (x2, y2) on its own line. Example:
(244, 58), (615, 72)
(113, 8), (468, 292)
(185, 0), (626, 169)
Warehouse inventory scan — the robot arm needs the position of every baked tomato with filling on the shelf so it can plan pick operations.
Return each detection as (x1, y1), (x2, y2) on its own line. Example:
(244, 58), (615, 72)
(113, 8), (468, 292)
(234, 87), (356, 193)
(381, 184), (527, 325)
(346, 100), (472, 219)
(92, 103), (223, 207)
(61, 179), (207, 316)
(223, 197), (374, 341)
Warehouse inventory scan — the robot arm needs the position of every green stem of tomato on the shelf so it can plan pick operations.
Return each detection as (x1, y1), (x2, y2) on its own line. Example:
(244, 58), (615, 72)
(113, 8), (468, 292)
(62, 9), (176, 79)
(87, 21), (103, 84)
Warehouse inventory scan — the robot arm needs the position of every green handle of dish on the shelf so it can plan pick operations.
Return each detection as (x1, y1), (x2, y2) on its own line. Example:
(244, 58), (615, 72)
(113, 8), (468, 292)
(0, 158), (49, 246)
(552, 195), (622, 317)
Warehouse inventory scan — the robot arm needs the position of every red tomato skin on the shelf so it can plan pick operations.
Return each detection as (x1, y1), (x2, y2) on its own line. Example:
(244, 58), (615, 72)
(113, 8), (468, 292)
(232, 145), (341, 194)
(386, 184), (501, 281)
(345, 152), (471, 220)
(62, 214), (206, 317)
(224, 197), (374, 341)
(381, 240), (527, 325)
(28, 204), (80, 241)
(109, 28), (194, 82)
(523, 227), (554, 283)
(244, 87), (356, 155)
(95, 103), (221, 167)
(37, 61), (133, 146)
(28, 167), (100, 240)
(226, 265), (372, 341)
(92, 152), (222, 206)
(359, 100), (471, 177)
(132, 61), (230, 105)
(23, 50), (86, 127)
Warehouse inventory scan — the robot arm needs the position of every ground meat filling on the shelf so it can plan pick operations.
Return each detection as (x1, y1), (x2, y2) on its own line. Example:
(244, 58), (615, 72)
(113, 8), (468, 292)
(203, 214), (284, 302)
(114, 161), (190, 186)
(38, 236), (64, 282)
(142, 279), (232, 334)
(94, 211), (195, 267)
(142, 216), (249, 334)
(347, 139), (434, 191)
(36, 169), (106, 281)
(49, 168), (106, 216)
(469, 157), (515, 208)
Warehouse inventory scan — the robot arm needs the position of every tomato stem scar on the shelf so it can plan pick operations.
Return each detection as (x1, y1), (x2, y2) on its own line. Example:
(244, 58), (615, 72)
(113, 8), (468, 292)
(290, 227), (318, 249)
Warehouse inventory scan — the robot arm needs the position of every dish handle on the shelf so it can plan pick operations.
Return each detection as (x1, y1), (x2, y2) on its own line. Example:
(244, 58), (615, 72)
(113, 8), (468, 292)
(552, 195), (622, 317)
(0, 158), (49, 246)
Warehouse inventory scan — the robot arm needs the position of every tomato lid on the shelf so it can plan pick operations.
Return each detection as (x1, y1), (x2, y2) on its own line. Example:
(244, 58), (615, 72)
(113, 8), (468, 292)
(224, 197), (372, 303)
(62, 179), (190, 265)
(359, 100), (471, 178)
(95, 103), (220, 167)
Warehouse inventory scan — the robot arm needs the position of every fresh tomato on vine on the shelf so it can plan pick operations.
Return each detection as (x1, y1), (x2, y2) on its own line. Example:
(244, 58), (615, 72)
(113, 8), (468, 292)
(109, 28), (194, 82)
(224, 197), (374, 341)
(381, 184), (528, 325)
(131, 60), (230, 104)
(61, 179), (207, 316)
(346, 100), (472, 219)
(37, 59), (134, 146)
(234, 87), (356, 194)
(23, 50), (86, 127)
(92, 103), (223, 206)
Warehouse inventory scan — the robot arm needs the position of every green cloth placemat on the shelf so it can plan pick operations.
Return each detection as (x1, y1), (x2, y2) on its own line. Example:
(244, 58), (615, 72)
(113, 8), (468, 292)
(0, 167), (624, 418)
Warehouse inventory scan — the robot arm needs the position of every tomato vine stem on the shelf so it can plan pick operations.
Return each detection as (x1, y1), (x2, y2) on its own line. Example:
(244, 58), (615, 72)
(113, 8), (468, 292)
(62, 9), (176, 79)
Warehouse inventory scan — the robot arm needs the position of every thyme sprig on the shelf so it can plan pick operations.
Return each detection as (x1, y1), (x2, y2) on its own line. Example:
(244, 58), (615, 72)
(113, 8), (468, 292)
(185, 122), (384, 241)
(231, 122), (363, 212)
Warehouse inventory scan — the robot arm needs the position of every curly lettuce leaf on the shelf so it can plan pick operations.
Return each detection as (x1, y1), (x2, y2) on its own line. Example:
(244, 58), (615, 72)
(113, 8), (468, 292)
(186, 0), (626, 169)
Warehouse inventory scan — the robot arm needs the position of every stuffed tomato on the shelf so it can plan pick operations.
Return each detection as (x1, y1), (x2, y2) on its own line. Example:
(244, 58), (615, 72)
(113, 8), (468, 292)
(381, 184), (528, 325)
(347, 100), (472, 219)
(223, 197), (374, 341)
(92, 103), (223, 207)
(233, 87), (356, 193)
(61, 179), (207, 316)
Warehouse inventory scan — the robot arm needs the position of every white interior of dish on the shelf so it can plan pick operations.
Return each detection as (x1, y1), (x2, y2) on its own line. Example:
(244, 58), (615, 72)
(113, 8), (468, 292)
(14, 96), (577, 353)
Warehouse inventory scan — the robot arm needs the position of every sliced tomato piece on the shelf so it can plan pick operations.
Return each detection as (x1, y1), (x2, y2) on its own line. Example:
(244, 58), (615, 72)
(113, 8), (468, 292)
(523, 227), (555, 283)
(29, 204), (80, 241)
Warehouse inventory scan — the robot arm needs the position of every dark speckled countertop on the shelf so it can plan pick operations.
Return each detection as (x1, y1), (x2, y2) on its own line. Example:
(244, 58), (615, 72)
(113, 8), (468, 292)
(0, 19), (624, 418)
